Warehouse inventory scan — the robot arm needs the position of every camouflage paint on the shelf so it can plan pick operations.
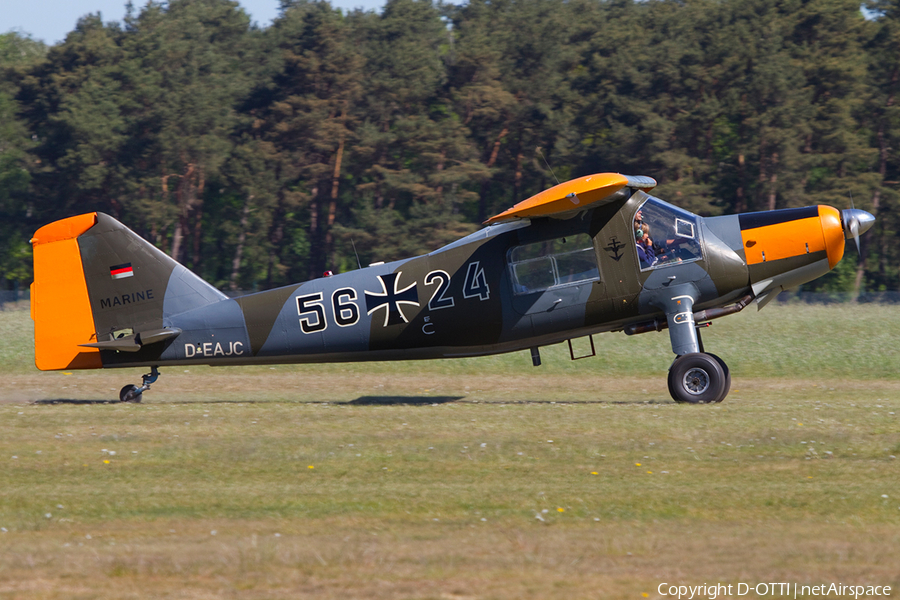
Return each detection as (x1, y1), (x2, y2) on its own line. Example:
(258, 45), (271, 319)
(31, 188), (856, 373)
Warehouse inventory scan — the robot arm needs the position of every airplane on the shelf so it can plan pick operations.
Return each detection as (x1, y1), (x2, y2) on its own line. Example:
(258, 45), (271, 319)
(29, 172), (875, 404)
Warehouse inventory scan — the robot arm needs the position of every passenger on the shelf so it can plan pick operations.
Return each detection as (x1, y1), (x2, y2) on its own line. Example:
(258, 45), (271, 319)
(641, 224), (657, 264)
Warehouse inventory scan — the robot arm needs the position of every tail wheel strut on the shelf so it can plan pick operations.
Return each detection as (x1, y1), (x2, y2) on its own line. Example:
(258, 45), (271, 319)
(119, 366), (159, 402)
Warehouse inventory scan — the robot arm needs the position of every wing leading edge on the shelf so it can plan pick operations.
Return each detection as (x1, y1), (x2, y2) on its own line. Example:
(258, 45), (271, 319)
(484, 173), (657, 225)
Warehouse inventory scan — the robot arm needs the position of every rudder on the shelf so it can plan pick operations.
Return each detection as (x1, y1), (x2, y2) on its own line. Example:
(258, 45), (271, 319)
(31, 213), (102, 370)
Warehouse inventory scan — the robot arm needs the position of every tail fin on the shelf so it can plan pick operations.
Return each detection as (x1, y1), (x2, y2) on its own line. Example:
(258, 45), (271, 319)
(31, 212), (226, 370)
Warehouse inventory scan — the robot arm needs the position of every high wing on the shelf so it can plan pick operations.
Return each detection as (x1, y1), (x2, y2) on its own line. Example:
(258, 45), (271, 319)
(484, 172), (657, 224)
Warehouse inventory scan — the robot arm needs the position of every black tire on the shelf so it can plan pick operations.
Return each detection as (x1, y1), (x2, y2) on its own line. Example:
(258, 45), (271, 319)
(667, 353), (727, 404)
(119, 384), (142, 403)
(706, 353), (731, 403)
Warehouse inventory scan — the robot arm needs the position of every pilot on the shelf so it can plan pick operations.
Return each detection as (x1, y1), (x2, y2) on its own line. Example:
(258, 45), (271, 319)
(636, 226), (653, 269)
(635, 223), (658, 269)
(640, 224), (657, 264)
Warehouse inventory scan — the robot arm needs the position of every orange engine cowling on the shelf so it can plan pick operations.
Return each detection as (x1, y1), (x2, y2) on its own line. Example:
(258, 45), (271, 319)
(740, 205), (845, 270)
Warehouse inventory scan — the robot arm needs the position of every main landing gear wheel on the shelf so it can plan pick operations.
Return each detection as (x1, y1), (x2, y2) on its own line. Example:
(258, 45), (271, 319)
(119, 384), (142, 403)
(668, 353), (729, 404)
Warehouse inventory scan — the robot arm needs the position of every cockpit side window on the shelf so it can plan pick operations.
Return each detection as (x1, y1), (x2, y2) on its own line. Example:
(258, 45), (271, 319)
(633, 197), (703, 270)
(508, 233), (599, 295)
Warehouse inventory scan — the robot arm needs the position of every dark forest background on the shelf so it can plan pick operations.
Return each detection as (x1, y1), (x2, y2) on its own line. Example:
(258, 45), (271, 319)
(1, 0), (898, 295)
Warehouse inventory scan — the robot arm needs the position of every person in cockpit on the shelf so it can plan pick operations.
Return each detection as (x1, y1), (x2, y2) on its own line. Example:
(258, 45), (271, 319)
(635, 224), (658, 269)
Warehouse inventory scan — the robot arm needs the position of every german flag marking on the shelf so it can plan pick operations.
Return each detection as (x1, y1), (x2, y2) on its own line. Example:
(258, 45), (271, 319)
(110, 263), (134, 279)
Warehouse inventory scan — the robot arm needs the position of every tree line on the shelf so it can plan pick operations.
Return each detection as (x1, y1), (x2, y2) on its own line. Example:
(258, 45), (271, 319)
(1, 0), (898, 294)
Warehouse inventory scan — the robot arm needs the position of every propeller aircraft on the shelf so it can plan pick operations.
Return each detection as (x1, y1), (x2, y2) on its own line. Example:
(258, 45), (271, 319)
(30, 173), (875, 404)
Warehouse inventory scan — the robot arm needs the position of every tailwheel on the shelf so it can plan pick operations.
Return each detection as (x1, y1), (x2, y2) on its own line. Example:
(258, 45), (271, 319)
(668, 353), (728, 404)
(118, 366), (159, 403)
(119, 384), (142, 403)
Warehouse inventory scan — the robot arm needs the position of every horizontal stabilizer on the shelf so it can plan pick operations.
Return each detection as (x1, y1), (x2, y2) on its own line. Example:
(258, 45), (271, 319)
(138, 327), (182, 346)
(78, 327), (181, 353)
(485, 173), (657, 225)
(79, 337), (141, 352)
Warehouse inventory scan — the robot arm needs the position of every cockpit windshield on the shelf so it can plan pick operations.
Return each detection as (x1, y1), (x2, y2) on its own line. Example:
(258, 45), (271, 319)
(632, 197), (703, 270)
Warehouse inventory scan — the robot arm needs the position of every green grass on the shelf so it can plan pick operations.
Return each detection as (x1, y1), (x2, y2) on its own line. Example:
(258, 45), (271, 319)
(1, 304), (899, 598)
(0, 305), (35, 375)
(1, 389), (899, 598)
(3, 398), (900, 524)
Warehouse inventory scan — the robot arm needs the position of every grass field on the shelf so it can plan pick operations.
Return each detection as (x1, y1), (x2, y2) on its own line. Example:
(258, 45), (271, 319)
(1, 303), (899, 599)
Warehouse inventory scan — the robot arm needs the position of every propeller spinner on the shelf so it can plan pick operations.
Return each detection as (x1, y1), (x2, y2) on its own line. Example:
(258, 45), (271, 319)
(841, 208), (875, 254)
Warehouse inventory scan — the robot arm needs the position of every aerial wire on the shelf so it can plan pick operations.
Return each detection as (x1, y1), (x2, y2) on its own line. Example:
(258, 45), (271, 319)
(537, 147), (560, 185)
(351, 238), (362, 270)
(537, 146), (581, 206)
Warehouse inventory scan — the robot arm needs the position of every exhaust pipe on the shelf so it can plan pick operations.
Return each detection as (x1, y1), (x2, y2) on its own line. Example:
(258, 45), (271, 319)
(624, 294), (754, 336)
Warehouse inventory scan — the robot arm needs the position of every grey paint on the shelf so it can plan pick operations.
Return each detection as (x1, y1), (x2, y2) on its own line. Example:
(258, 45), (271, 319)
(163, 264), (228, 317)
(162, 299), (250, 361)
(703, 215), (746, 258)
(698, 218), (750, 298)
(752, 257), (831, 301)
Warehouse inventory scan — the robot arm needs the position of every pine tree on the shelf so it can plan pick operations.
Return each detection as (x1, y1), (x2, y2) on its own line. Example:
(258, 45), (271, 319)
(121, 0), (254, 269)
(859, 0), (900, 291)
(0, 32), (46, 289)
(341, 0), (487, 264)
(260, 0), (364, 280)
(15, 15), (130, 222)
(447, 0), (586, 220)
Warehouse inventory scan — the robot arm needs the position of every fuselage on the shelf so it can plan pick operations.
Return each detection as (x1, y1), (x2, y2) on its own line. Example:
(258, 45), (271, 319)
(95, 191), (847, 369)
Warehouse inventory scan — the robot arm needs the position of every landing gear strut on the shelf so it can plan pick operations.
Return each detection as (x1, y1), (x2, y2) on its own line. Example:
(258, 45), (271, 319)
(657, 285), (732, 404)
(119, 366), (160, 402)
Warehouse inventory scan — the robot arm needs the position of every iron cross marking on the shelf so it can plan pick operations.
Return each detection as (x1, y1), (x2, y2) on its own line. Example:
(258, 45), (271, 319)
(365, 272), (420, 327)
(605, 236), (626, 261)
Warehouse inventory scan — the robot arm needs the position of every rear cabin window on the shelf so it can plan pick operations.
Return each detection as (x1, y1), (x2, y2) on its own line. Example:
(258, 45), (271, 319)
(508, 233), (599, 295)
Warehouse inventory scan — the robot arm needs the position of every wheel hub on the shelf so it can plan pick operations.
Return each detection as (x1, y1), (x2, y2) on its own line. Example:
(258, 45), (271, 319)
(683, 368), (710, 395)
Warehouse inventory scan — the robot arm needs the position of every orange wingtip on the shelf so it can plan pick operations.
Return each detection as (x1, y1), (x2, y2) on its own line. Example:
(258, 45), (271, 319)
(31, 213), (97, 246)
(484, 173), (655, 224)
